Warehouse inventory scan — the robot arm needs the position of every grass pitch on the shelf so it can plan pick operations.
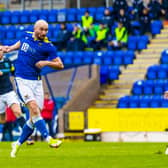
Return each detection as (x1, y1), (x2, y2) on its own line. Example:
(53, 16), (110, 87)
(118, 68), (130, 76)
(0, 141), (168, 168)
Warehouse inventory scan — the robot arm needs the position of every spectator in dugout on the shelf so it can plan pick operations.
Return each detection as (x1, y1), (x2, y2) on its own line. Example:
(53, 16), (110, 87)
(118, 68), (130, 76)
(117, 8), (132, 34)
(41, 92), (55, 137)
(67, 24), (87, 51)
(90, 22), (109, 51)
(81, 11), (94, 36)
(54, 22), (72, 51)
(101, 8), (114, 33)
(113, 0), (128, 19)
(131, 0), (145, 20)
(108, 22), (128, 50)
(147, 0), (164, 20)
(139, 7), (151, 35)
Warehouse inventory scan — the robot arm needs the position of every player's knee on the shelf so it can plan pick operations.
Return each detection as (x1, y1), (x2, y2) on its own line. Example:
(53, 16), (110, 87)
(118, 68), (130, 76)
(28, 101), (40, 116)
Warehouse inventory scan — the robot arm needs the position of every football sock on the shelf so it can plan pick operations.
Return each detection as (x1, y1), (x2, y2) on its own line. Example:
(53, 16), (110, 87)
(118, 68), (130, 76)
(16, 116), (26, 128)
(32, 116), (49, 139)
(18, 120), (34, 144)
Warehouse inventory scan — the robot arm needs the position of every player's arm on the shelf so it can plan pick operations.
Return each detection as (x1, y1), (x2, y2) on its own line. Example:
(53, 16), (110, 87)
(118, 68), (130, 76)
(0, 41), (21, 53)
(35, 57), (64, 70)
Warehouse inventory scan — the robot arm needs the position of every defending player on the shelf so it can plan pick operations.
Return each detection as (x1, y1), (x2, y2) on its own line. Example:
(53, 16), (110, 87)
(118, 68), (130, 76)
(0, 51), (26, 131)
(1, 19), (64, 158)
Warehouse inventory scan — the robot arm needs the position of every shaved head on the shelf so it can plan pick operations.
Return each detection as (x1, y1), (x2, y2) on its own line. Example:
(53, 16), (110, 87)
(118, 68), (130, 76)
(34, 20), (48, 40)
(34, 19), (48, 29)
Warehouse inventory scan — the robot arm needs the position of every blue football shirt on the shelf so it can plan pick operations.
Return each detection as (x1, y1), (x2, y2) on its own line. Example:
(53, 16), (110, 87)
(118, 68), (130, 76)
(14, 31), (57, 80)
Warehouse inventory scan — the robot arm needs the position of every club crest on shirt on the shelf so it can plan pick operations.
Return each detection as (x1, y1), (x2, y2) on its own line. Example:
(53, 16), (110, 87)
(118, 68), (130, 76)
(24, 94), (30, 100)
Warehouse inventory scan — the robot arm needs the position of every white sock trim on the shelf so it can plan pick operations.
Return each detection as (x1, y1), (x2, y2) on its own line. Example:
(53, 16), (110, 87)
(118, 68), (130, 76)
(32, 116), (43, 124)
(26, 119), (34, 129)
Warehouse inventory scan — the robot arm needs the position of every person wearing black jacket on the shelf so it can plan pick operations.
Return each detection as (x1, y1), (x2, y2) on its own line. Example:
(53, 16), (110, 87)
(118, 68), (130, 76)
(54, 23), (72, 51)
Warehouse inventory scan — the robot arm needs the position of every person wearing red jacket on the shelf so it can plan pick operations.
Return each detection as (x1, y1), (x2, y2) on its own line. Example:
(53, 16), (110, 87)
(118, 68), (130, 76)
(41, 92), (55, 137)
(2, 107), (16, 141)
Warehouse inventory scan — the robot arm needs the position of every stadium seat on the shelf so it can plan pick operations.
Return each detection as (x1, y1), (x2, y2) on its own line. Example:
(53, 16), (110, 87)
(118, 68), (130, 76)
(160, 49), (168, 64)
(117, 96), (130, 108)
(137, 35), (149, 50)
(73, 52), (83, 65)
(154, 80), (164, 95)
(1, 11), (11, 24)
(161, 99), (168, 107)
(143, 80), (153, 95)
(151, 20), (162, 36)
(139, 96), (150, 108)
(127, 36), (137, 50)
(132, 80), (144, 95)
(100, 65), (109, 84)
(123, 50), (135, 65)
(63, 52), (74, 65)
(48, 9), (57, 23)
(39, 9), (49, 21)
(157, 65), (168, 79)
(103, 51), (114, 65)
(108, 66), (120, 80)
(83, 51), (93, 64)
(129, 96), (139, 108)
(113, 51), (123, 65)
(30, 10), (40, 23)
(93, 51), (104, 65)
(150, 95), (162, 108)
(20, 10), (30, 24)
(146, 65), (159, 80)
(5, 26), (16, 39)
(11, 11), (21, 24)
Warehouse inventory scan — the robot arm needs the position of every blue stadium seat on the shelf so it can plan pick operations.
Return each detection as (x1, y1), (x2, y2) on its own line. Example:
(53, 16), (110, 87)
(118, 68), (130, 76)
(127, 36), (137, 50)
(151, 20), (162, 35)
(0, 26), (6, 40)
(63, 52), (74, 65)
(157, 65), (168, 79)
(103, 51), (114, 65)
(30, 10), (40, 23)
(108, 66), (120, 80)
(146, 65), (158, 80)
(11, 11), (21, 24)
(150, 95), (162, 108)
(100, 65), (109, 84)
(117, 96), (130, 108)
(132, 80), (144, 95)
(97, 7), (105, 13)
(48, 9), (57, 23)
(139, 96), (150, 108)
(93, 51), (104, 65)
(143, 80), (153, 95)
(113, 51), (123, 65)
(160, 49), (168, 64)
(123, 50), (135, 65)
(87, 7), (97, 17)
(137, 35), (149, 50)
(128, 96), (139, 108)
(20, 10), (30, 24)
(83, 51), (93, 64)
(1, 11), (11, 24)
(66, 13), (76, 22)
(95, 13), (104, 21)
(73, 51), (83, 65)
(5, 26), (16, 39)
(161, 99), (168, 107)
(154, 80), (164, 95)
(39, 9), (49, 21)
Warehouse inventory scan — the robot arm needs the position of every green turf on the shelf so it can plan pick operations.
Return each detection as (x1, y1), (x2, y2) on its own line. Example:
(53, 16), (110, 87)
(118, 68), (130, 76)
(0, 141), (168, 168)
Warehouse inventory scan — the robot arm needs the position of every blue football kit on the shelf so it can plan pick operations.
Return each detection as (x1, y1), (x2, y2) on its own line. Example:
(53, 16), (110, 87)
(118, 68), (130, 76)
(14, 31), (57, 80)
